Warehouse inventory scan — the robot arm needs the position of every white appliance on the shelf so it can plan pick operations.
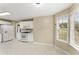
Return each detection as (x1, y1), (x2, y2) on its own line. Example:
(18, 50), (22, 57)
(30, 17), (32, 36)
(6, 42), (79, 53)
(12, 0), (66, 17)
(16, 21), (33, 42)
(20, 29), (33, 41)
(0, 25), (14, 42)
(0, 33), (2, 42)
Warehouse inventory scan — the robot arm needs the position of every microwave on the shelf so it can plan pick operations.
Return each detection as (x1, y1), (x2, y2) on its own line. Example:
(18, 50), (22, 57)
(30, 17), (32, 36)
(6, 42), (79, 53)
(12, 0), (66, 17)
(20, 29), (33, 33)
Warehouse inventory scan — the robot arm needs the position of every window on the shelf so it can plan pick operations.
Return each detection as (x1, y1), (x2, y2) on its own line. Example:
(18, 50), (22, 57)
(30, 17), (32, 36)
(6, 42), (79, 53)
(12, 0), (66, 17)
(74, 12), (79, 45)
(56, 14), (69, 43)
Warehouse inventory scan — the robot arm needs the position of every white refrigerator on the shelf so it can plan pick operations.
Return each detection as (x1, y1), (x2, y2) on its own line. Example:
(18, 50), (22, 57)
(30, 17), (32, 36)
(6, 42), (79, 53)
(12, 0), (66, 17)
(0, 25), (14, 42)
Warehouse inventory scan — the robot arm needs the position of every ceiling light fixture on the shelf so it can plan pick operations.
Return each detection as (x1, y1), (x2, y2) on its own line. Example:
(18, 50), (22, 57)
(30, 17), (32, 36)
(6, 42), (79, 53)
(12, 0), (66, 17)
(33, 3), (42, 8)
(36, 3), (40, 5)
(0, 11), (10, 16)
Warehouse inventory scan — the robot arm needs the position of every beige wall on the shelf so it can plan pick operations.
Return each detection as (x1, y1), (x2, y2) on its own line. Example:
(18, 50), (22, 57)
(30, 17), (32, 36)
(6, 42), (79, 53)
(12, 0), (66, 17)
(72, 4), (79, 12)
(33, 16), (54, 44)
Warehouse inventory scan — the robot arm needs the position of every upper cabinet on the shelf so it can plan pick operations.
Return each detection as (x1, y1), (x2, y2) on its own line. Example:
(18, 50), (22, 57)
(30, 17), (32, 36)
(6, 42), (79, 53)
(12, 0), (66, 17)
(17, 21), (33, 29)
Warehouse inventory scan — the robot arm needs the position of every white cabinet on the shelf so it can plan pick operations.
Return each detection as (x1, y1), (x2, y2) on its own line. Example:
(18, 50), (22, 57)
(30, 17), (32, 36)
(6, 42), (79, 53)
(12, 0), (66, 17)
(16, 21), (33, 42)
(19, 21), (33, 29)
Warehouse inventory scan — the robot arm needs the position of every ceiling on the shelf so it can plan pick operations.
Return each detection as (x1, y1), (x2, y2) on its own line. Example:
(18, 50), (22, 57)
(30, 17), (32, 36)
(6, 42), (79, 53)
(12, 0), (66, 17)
(0, 3), (72, 21)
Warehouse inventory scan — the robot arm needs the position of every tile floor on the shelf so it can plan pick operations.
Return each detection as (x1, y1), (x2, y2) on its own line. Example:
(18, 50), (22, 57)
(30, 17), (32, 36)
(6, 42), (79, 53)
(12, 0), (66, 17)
(0, 40), (67, 55)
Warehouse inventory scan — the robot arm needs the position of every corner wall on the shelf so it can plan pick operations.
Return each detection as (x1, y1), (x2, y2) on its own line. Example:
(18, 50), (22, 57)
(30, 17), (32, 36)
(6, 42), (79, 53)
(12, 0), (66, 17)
(33, 16), (54, 44)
